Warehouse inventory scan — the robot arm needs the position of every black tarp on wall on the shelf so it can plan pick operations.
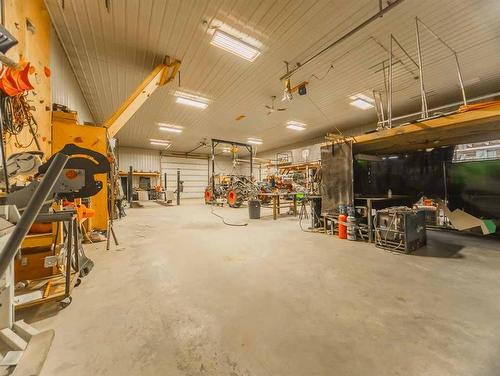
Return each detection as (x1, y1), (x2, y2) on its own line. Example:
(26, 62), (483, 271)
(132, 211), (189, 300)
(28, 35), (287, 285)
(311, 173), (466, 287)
(320, 143), (353, 213)
(352, 147), (500, 220)
(353, 147), (454, 199)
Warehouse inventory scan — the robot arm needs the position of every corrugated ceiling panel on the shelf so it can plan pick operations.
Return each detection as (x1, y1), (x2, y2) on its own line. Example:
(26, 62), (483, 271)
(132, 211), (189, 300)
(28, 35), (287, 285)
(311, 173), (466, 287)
(46, 0), (500, 153)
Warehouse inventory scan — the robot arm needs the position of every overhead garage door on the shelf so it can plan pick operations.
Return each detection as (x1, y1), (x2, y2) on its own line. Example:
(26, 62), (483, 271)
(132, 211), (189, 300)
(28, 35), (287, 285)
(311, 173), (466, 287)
(160, 155), (208, 199)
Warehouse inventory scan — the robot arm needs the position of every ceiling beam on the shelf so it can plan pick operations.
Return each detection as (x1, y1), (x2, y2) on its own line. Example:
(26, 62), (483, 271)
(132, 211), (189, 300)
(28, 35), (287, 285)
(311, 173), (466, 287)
(104, 58), (181, 137)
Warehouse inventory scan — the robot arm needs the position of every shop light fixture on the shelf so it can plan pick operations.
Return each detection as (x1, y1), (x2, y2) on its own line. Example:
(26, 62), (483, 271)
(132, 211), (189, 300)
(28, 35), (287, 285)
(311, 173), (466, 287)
(349, 93), (375, 110)
(150, 138), (171, 147)
(211, 29), (261, 62)
(174, 91), (209, 109)
(247, 138), (263, 145)
(286, 121), (307, 131)
(158, 122), (183, 133)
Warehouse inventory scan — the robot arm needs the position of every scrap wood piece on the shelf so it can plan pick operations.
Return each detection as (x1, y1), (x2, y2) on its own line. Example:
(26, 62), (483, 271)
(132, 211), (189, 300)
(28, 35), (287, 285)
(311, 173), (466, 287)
(42, 281), (52, 298)
(439, 200), (496, 235)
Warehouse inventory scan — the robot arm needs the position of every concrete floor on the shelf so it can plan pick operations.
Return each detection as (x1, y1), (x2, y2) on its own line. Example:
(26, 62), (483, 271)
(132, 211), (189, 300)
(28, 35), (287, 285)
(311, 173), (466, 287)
(20, 200), (500, 376)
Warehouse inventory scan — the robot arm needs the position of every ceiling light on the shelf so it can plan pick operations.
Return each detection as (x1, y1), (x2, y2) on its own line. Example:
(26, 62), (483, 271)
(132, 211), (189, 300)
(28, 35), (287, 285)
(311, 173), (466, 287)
(174, 91), (209, 109)
(211, 29), (261, 62)
(222, 148), (231, 153)
(350, 99), (374, 110)
(150, 138), (171, 147)
(349, 93), (375, 110)
(286, 121), (306, 131)
(247, 138), (263, 145)
(158, 122), (183, 133)
(160, 127), (182, 133)
(287, 124), (306, 131)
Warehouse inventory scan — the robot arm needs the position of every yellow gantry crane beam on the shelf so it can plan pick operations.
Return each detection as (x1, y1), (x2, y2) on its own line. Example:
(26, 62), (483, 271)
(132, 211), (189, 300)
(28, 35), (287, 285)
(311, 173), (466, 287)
(104, 57), (181, 137)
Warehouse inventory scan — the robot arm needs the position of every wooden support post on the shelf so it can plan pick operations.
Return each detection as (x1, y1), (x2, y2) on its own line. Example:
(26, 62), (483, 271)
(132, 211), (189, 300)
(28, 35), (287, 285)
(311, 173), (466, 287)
(104, 59), (181, 137)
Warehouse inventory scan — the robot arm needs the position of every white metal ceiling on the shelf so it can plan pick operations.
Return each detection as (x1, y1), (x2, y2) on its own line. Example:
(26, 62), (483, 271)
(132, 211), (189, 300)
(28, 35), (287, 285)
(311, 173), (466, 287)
(46, 0), (500, 153)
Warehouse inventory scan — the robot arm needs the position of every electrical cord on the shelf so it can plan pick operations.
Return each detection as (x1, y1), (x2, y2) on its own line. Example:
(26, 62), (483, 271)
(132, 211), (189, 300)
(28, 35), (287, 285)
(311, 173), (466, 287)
(306, 95), (344, 136)
(311, 64), (334, 81)
(0, 93), (39, 149)
(374, 207), (410, 255)
(210, 203), (248, 227)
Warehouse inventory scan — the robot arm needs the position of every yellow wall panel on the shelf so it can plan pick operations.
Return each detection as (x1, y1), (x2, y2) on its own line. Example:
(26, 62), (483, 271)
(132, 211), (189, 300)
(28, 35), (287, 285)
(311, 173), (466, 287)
(52, 122), (108, 231)
(4, 0), (52, 156)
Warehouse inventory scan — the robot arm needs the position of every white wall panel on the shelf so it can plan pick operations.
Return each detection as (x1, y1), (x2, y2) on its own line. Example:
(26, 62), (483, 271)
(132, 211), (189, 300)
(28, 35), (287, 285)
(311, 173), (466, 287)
(51, 29), (94, 124)
(118, 147), (160, 172)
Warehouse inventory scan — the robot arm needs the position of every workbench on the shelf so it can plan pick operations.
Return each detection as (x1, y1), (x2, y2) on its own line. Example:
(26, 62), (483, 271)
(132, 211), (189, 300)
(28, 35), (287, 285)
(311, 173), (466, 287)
(321, 213), (338, 235)
(260, 192), (298, 220)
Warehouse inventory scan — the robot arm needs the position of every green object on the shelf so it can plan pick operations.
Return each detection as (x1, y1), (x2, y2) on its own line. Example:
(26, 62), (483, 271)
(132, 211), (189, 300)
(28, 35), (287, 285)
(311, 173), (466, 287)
(483, 219), (496, 234)
(448, 159), (500, 221)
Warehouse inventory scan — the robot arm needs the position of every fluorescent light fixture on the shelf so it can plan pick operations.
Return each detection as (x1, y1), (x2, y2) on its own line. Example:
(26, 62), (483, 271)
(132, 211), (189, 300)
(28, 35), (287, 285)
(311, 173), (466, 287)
(174, 91), (209, 109)
(349, 93), (375, 110)
(150, 138), (170, 143)
(176, 96), (207, 109)
(150, 138), (171, 147)
(350, 99), (374, 110)
(158, 122), (183, 133)
(211, 29), (261, 62)
(247, 138), (263, 145)
(222, 147), (231, 153)
(160, 127), (182, 133)
(286, 121), (307, 131)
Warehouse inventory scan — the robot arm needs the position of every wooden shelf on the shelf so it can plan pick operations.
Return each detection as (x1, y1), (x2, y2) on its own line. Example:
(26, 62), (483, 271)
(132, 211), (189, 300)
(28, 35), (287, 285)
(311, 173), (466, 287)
(327, 101), (500, 155)
(118, 171), (160, 177)
(278, 161), (321, 171)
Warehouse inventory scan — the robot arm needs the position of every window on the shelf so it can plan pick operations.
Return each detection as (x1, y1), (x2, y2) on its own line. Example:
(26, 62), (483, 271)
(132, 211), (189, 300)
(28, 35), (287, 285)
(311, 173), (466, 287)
(453, 139), (500, 162)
